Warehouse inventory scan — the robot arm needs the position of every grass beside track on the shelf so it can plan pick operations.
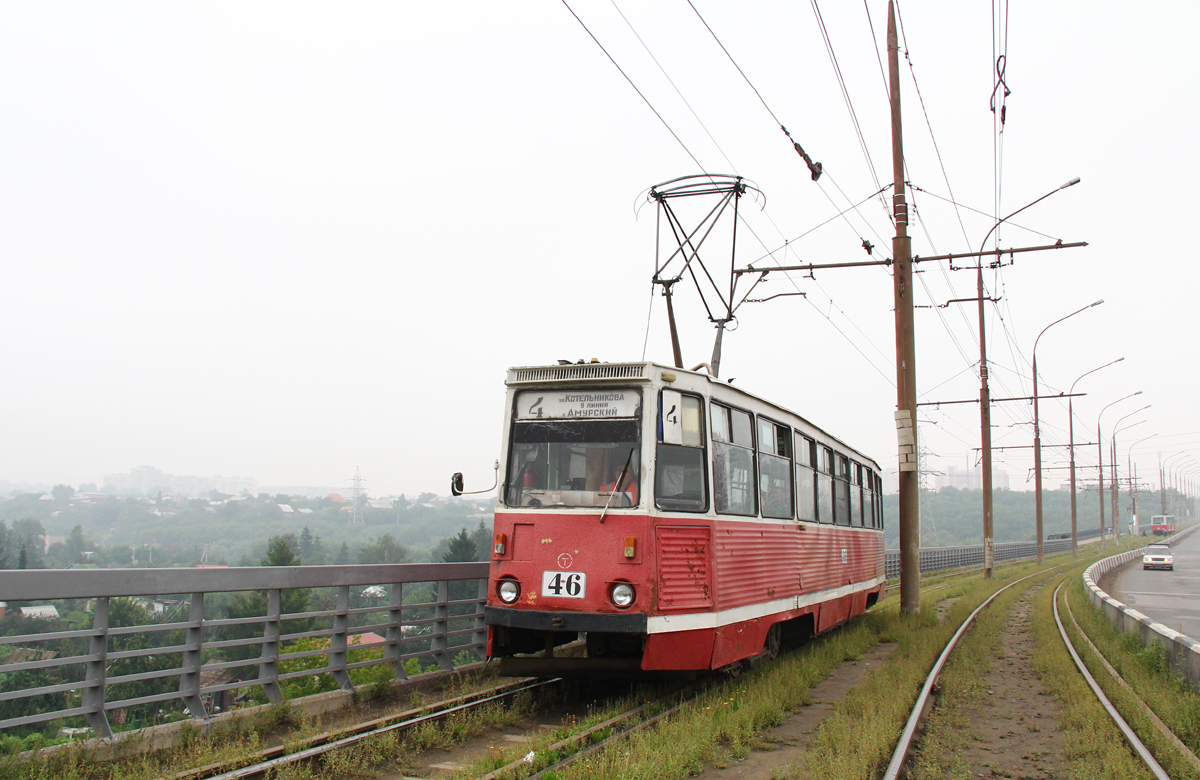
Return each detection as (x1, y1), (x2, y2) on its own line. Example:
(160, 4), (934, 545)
(907, 567), (1051, 779)
(1061, 577), (1200, 779)
(536, 560), (1051, 780)
(0, 671), (527, 780)
(1031, 569), (1160, 779)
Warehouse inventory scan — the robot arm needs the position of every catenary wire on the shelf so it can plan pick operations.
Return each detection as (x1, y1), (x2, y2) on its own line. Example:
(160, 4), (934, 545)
(610, 0), (739, 174)
(560, 0), (706, 172)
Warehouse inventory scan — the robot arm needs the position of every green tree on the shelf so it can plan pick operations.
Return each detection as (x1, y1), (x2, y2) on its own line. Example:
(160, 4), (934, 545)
(51, 484), (75, 503)
(298, 527), (325, 564)
(219, 535), (313, 677)
(103, 599), (180, 726)
(357, 534), (409, 565)
(333, 542), (353, 565)
(61, 525), (90, 566)
(263, 534), (301, 566)
(442, 528), (477, 562)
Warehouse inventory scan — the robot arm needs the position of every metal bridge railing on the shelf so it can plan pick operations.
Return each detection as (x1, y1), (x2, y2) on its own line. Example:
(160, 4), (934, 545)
(0, 562), (489, 739)
(884, 537), (1080, 580)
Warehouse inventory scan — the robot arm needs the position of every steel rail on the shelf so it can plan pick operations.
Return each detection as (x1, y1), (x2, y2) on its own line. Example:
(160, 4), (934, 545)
(1059, 583), (1200, 772)
(881, 565), (1064, 780)
(182, 677), (559, 780)
(488, 686), (707, 780)
(1053, 580), (1171, 779)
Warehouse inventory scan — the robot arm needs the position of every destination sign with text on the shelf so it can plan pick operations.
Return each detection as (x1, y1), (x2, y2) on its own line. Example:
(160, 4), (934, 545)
(516, 390), (639, 420)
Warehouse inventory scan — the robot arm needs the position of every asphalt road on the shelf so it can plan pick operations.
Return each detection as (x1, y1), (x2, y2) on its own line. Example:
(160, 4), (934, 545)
(1111, 529), (1200, 640)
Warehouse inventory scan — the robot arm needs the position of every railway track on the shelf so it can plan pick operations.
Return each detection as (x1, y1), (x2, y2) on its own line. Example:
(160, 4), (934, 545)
(167, 672), (703, 780)
(880, 566), (1058, 780)
(170, 677), (560, 780)
(881, 561), (1198, 780)
(1053, 578), (1200, 779)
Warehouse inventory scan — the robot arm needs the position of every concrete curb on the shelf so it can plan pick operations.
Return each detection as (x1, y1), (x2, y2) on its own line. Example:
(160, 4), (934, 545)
(1081, 525), (1200, 688)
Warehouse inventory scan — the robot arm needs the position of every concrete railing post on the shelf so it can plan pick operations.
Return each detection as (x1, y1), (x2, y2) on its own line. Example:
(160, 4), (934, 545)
(258, 589), (282, 704)
(472, 579), (488, 660)
(83, 596), (114, 738)
(329, 585), (353, 691)
(179, 592), (207, 719)
(385, 583), (407, 680)
(431, 580), (452, 670)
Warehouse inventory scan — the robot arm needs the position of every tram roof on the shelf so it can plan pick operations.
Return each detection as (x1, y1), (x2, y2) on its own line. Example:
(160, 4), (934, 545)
(505, 361), (880, 471)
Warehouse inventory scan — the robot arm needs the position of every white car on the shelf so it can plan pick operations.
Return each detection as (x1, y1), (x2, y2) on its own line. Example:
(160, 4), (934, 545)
(1143, 543), (1174, 571)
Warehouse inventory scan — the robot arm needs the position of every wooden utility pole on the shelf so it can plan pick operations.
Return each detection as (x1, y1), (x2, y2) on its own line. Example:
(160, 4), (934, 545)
(888, 2), (920, 614)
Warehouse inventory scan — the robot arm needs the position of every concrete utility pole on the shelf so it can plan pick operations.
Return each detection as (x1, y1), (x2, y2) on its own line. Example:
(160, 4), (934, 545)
(888, 1), (920, 614)
(971, 178), (1080, 576)
(976, 260), (994, 577)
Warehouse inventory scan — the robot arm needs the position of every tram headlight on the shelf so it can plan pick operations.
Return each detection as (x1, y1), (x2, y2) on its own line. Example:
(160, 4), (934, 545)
(610, 583), (635, 608)
(498, 579), (520, 604)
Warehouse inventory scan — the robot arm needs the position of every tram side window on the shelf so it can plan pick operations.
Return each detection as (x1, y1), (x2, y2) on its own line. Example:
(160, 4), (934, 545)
(876, 473), (885, 528)
(656, 390), (708, 512)
(864, 468), (876, 528)
(834, 454), (850, 526)
(817, 446), (834, 524)
(794, 433), (817, 522)
(758, 418), (793, 520)
(850, 462), (863, 527)
(712, 403), (756, 516)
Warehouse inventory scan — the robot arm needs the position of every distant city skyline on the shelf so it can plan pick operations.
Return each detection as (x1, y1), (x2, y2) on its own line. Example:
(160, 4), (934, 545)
(0, 465), (445, 501)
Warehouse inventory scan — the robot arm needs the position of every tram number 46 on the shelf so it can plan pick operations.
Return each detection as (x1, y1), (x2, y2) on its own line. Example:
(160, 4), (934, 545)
(542, 570), (587, 599)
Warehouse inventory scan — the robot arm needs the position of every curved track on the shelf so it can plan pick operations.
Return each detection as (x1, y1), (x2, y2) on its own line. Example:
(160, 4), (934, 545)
(1053, 579), (1179, 780)
(177, 677), (559, 780)
(880, 567), (1054, 780)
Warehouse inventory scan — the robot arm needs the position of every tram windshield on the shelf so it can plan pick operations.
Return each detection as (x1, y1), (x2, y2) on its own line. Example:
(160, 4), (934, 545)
(506, 389), (641, 509)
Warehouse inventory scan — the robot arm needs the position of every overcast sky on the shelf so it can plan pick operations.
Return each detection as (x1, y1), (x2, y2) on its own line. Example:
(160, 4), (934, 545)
(2, 2), (1196, 498)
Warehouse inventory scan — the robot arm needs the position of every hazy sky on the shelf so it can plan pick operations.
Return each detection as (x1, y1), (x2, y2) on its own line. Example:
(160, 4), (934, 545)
(2, 2), (1197, 497)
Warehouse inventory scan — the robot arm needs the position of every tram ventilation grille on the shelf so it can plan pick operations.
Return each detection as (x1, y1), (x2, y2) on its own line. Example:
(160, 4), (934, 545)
(509, 364), (646, 383)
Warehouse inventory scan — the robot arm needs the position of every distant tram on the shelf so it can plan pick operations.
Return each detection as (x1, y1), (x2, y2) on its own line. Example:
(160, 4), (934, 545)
(1149, 515), (1176, 536)
(477, 361), (885, 675)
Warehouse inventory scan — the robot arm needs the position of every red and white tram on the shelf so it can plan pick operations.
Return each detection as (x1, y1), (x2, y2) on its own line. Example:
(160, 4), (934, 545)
(483, 361), (886, 675)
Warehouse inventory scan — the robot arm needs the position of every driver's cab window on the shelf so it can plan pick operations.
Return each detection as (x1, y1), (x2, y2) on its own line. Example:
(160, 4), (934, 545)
(506, 388), (641, 509)
(655, 389), (707, 512)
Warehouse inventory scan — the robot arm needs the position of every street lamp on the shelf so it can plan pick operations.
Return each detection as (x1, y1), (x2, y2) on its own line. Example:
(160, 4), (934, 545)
(1171, 458), (1196, 516)
(1032, 299), (1103, 563)
(1068, 357), (1123, 555)
(1160, 450), (1187, 515)
(1126, 433), (1158, 533)
(1183, 467), (1200, 519)
(975, 176), (1081, 577)
(1097, 391), (1141, 548)
(1111, 408), (1150, 539)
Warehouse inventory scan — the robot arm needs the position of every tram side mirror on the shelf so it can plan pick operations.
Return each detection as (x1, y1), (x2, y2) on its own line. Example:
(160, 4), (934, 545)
(451, 472), (464, 496)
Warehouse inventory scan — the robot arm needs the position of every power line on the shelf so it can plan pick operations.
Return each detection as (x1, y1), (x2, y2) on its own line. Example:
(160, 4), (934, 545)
(685, 0), (824, 182)
(560, 0), (706, 171)
(609, 0), (739, 173)
(809, 0), (889, 215)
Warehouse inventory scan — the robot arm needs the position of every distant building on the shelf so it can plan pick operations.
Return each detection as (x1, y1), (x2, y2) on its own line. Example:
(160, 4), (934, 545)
(935, 464), (1010, 491)
(19, 605), (59, 620)
(103, 466), (257, 498)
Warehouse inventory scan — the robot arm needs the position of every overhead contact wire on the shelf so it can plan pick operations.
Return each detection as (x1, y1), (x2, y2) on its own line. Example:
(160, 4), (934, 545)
(560, 0), (706, 172)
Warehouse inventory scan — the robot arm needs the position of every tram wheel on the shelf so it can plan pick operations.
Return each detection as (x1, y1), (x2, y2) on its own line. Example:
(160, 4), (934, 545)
(762, 623), (783, 662)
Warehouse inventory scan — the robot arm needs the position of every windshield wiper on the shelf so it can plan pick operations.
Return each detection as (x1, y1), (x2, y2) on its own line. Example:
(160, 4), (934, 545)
(599, 449), (636, 523)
